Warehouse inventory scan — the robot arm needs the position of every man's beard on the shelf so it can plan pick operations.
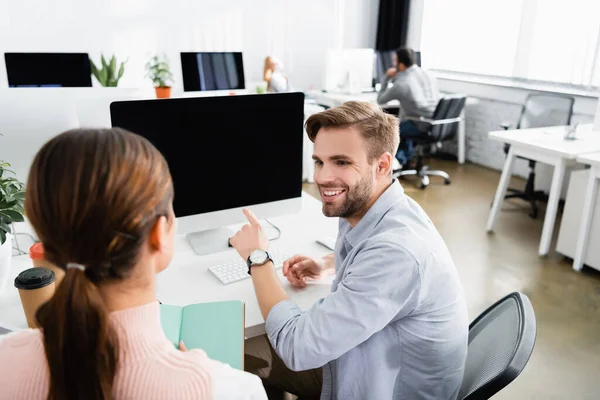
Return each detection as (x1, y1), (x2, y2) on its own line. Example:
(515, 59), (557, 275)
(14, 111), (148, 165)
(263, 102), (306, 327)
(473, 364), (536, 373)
(320, 174), (373, 219)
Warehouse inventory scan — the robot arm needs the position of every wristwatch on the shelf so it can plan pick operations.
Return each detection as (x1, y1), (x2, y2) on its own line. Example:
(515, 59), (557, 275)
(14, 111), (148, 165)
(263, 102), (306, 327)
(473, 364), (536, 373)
(246, 249), (273, 275)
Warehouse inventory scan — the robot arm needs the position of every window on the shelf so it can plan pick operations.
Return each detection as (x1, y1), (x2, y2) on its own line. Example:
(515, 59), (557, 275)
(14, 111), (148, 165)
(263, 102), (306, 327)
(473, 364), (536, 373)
(421, 0), (600, 88)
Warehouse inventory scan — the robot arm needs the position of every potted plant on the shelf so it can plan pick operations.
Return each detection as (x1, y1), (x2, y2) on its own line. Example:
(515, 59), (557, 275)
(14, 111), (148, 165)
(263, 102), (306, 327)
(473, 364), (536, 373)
(145, 54), (174, 99)
(90, 54), (127, 87)
(0, 159), (25, 293)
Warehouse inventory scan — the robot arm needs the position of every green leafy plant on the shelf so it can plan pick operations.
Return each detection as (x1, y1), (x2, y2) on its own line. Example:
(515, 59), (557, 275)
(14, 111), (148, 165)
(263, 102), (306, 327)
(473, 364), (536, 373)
(0, 160), (25, 246)
(90, 54), (127, 87)
(145, 54), (174, 88)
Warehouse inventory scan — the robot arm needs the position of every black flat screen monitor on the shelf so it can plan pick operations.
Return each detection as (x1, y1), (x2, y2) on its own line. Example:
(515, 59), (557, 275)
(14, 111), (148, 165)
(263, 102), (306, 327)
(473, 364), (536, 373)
(181, 52), (245, 92)
(5, 53), (92, 88)
(110, 92), (304, 218)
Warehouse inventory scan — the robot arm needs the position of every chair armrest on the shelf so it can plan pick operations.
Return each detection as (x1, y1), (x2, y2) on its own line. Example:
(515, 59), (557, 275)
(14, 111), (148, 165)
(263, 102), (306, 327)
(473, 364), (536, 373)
(405, 116), (463, 125)
(500, 122), (512, 130)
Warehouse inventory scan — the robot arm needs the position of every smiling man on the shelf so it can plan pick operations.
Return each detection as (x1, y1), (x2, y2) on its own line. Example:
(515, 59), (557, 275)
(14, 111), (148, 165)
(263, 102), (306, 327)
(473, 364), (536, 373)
(230, 101), (468, 400)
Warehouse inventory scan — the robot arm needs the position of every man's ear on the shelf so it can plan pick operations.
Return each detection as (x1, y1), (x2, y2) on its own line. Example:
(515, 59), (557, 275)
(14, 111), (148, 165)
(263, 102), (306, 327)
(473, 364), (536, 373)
(377, 152), (393, 176)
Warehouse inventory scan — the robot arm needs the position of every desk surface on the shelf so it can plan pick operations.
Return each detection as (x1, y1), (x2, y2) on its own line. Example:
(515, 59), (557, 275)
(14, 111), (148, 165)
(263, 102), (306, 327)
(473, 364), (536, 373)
(489, 124), (600, 159)
(0, 193), (337, 338)
(305, 90), (399, 108)
(306, 90), (477, 109)
(577, 151), (600, 166)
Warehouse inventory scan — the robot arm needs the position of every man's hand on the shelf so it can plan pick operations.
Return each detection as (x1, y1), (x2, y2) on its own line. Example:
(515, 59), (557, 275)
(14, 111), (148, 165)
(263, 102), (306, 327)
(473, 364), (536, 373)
(282, 255), (330, 288)
(230, 209), (268, 261)
(385, 67), (397, 78)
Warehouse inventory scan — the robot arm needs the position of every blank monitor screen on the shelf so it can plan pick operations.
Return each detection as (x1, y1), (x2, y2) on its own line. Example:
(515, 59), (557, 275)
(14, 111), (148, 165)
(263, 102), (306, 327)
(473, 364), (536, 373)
(181, 52), (245, 92)
(110, 93), (304, 218)
(5, 53), (92, 88)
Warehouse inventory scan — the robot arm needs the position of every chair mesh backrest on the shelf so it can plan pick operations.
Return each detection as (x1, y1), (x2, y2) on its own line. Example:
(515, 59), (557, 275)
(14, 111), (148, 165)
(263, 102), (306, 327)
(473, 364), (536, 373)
(430, 95), (466, 141)
(519, 94), (574, 129)
(458, 297), (521, 399)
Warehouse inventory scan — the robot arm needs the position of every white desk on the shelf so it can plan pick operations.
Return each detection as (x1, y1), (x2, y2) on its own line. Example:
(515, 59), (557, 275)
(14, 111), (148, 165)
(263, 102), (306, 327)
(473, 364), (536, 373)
(486, 124), (600, 256)
(572, 152), (600, 271)
(0, 193), (337, 338)
(305, 90), (468, 164)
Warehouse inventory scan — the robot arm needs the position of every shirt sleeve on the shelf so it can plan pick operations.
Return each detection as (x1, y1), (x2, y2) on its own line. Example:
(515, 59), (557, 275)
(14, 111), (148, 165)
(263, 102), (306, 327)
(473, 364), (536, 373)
(377, 78), (408, 105)
(265, 240), (422, 371)
(269, 72), (288, 93)
(211, 360), (268, 399)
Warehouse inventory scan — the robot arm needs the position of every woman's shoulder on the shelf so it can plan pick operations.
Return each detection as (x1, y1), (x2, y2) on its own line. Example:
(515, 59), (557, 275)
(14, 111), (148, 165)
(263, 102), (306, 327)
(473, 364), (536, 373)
(0, 329), (48, 395)
(147, 347), (266, 399)
(0, 328), (44, 352)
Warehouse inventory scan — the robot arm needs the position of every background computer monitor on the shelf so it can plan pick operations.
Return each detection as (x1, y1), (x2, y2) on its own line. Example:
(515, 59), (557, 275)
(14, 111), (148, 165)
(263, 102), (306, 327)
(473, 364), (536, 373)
(374, 50), (422, 85)
(4, 53), (92, 88)
(180, 52), (245, 92)
(110, 92), (304, 254)
(323, 49), (374, 93)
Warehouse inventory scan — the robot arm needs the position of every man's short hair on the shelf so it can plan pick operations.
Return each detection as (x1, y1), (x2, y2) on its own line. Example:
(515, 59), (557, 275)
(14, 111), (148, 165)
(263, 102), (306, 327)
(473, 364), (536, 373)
(395, 47), (415, 68)
(305, 101), (399, 162)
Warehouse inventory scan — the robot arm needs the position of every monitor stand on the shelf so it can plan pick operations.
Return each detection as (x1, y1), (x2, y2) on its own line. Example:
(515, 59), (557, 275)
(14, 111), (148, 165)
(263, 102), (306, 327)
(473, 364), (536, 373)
(186, 220), (282, 256)
(187, 228), (234, 256)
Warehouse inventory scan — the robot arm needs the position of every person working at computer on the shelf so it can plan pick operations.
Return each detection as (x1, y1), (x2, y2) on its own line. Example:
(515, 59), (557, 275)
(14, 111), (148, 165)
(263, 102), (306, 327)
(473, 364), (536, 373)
(0, 128), (267, 400)
(377, 47), (440, 168)
(230, 101), (468, 399)
(263, 56), (289, 93)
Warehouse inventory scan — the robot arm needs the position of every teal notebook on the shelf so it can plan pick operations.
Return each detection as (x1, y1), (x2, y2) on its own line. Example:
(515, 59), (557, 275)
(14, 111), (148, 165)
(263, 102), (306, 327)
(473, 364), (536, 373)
(159, 300), (245, 370)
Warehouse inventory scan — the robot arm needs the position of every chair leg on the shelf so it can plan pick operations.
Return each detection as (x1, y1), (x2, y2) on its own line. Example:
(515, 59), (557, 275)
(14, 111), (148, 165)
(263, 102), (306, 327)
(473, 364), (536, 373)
(504, 193), (527, 200)
(424, 169), (451, 185)
(502, 160), (539, 219)
(396, 169), (418, 177)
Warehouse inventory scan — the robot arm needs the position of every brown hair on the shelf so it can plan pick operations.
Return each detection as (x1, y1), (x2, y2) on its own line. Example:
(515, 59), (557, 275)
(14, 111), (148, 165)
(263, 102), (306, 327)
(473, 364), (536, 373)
(25, 128), (173, 400)
(305, 101), (399, 162)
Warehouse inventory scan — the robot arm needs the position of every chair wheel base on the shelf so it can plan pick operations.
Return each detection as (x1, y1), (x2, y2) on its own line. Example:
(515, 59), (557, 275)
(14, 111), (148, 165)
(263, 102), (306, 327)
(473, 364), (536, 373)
(529, 209), (538, 219)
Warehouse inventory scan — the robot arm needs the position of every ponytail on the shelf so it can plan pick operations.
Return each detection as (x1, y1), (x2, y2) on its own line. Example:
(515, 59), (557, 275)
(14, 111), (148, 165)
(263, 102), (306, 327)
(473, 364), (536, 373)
(36, 267), (118, 400)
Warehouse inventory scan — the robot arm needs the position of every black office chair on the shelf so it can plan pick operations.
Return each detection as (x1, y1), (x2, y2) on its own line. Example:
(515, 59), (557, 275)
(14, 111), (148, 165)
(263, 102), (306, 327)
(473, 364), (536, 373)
(500, 94), (574, 218)
(459, 292), (537, 400)
(393, 94), (467, 189)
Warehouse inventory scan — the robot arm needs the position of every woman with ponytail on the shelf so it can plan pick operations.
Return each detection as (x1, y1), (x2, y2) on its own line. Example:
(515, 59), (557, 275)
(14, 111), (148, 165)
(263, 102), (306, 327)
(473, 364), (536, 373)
(0, 128), (266, 400)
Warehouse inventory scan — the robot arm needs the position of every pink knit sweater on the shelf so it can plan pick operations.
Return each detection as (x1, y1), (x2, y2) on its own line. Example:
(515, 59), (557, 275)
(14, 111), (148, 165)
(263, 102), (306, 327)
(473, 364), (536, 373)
(0, 301), (262, 400)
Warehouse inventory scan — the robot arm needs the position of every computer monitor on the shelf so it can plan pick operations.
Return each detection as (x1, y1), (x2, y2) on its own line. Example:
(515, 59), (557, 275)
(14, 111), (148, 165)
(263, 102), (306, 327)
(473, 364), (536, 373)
(323, 49), (374, 94)
(4, 53), (92, 88)
(110, 92), (304, 255)
(374, 50), (422, 85)
(180, 52), (245, 92)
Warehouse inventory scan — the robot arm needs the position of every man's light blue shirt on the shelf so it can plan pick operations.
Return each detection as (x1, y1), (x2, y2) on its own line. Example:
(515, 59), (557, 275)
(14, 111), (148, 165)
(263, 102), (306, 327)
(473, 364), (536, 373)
(266, 180), (468, 399)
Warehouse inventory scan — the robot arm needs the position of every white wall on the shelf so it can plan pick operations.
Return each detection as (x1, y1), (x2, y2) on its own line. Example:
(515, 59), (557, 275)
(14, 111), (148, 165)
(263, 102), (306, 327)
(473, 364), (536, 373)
(0, 0), (379, 93)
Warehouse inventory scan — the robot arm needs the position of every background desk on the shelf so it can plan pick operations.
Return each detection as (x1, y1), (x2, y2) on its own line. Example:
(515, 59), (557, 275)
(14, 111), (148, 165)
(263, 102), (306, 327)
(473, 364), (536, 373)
(305, 90), (468, 165)
(486, 124), (600, 256)
(0, 193), (337, 339)
(556, 153), (600, 272)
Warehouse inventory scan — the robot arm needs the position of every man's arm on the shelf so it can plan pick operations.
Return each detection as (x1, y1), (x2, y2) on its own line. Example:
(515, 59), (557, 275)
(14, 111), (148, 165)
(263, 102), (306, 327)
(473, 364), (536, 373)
(246, 252), (335, 317)
(377, 78), (408, 106)
(265, 240), (422, 371)
(249, 261), (289, 319)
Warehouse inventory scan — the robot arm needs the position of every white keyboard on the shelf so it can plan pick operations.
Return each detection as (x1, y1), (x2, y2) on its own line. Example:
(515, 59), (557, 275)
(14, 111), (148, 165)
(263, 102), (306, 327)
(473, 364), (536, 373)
(208, 248), (292, 285)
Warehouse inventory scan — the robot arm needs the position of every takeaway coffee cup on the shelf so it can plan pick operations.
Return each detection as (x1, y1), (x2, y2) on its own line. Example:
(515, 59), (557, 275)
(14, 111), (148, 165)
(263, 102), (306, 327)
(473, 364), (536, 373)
(29, 242), (64, 287)
(14, 267), (56, 329)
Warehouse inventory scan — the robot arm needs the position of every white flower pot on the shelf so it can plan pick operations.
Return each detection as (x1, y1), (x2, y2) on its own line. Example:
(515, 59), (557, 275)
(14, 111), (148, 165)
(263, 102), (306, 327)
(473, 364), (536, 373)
(0, 233), (12, 294)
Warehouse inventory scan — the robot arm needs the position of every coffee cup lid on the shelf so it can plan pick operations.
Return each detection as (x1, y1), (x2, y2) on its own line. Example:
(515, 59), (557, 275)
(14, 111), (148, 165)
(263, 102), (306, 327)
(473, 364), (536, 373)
(14, 267), (55, 290)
